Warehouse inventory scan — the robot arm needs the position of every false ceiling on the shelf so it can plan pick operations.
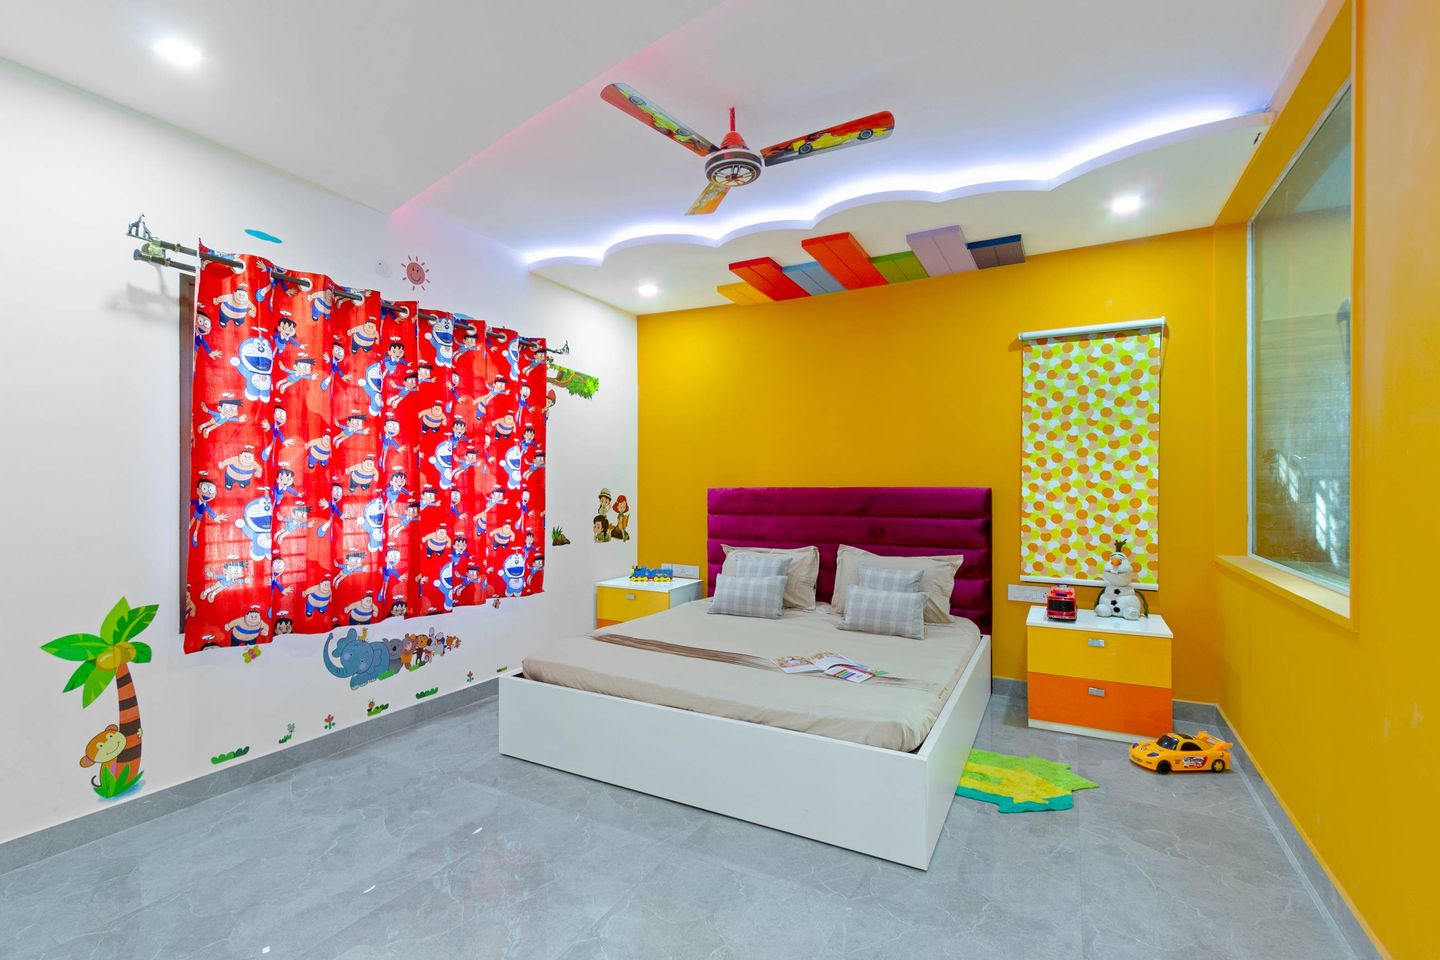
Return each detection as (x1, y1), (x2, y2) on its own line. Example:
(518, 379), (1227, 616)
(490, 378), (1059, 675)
(1, 0), (1327, 313)
(0, 0), (723, 210)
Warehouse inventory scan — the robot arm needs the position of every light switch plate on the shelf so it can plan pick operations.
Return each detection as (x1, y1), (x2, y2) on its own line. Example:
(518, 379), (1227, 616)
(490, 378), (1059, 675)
(1007, 584), (1050, 604)
(667, 562), (701, 579)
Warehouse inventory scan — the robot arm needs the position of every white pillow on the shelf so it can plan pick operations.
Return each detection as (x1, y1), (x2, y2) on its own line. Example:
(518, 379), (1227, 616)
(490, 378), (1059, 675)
(708, 574), (787, 620)
(839, 586), (927, 640)
(858, 566), (924, 594)
(832, 545), (963, 624)
(721, 545), (820, 610)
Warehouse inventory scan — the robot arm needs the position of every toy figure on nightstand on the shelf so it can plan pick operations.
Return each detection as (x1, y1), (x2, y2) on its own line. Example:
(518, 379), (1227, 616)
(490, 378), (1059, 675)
(1095, 538), (1147, 620)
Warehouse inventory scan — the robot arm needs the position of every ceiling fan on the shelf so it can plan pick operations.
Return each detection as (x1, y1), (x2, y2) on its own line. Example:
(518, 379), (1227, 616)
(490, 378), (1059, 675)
(600, 83), (895, 216)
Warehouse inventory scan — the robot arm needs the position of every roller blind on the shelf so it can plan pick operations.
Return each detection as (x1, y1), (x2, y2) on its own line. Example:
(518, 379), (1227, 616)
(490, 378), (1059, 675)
(1019, 327), (1163, 587)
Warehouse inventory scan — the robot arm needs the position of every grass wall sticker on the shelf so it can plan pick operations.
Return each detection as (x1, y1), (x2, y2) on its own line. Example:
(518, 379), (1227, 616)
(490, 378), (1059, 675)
(366, 701), (389, 717)
(211, 746), (250, 765)
(278, 723), (295, 745)
(41, 597), (157, 800)
(415, 687), (439, 700)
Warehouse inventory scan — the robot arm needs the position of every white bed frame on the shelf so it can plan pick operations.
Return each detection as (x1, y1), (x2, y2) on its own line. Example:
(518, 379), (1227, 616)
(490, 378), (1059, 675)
(498, 634), (991, 870)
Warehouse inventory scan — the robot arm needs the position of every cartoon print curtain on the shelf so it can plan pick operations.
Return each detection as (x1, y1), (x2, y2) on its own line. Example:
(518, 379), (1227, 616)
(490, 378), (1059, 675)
(184, 246), (546, 653)
(1019, 328), (1162, 587)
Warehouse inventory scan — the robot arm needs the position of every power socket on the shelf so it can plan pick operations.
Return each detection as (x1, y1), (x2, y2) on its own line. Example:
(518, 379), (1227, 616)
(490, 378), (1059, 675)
(1007, 584), (1050, 604)
(666, 562), (701, 579)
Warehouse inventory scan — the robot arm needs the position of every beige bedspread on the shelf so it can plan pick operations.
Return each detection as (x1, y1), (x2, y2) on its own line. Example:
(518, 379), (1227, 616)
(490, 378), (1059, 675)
(521, 599), (982, 751)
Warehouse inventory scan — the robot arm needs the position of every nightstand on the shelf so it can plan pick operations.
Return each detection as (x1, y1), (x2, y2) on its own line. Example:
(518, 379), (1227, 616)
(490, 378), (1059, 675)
(595, 577), (703, 628)
(1025, 606), (1173, 742)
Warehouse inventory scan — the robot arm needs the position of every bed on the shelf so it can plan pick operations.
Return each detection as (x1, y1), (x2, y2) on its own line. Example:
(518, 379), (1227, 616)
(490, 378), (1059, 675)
(499, 486), (992, 869)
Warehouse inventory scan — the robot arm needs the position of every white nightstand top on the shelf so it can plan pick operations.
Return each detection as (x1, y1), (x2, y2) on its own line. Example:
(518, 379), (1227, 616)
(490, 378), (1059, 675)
(1026, 605), (1173, 639)
(597, 576), (703, 594)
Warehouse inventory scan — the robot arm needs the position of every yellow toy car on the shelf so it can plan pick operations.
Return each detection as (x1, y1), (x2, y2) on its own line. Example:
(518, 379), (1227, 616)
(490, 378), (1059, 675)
(1129, 731), (1232, 774)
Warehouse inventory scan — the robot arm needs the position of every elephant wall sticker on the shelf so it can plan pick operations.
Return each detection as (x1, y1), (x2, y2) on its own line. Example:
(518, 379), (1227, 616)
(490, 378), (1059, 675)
(321, 627), (463, 690)
(322, 628), (390, 689)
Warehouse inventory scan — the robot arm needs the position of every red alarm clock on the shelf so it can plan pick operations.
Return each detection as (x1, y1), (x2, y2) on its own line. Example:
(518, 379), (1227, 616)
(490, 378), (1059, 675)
(1045, 584), (1077, 622)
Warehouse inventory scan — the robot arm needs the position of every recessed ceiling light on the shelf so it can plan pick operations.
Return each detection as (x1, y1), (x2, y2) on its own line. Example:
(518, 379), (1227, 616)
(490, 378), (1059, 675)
(1110, 194), (1143, 215)
(637, 282), (659, 297)
(153, 37), (204, 69)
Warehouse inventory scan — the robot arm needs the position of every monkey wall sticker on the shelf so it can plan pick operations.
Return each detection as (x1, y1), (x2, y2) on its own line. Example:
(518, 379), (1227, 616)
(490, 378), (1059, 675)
(185, 246), (548, 654)
(41, 598), (157, 800)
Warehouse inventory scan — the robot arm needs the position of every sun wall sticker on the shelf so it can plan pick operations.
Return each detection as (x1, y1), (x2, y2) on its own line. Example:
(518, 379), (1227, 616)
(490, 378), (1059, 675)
(41, 598), (157, 800)
(402, 255), (430, 291)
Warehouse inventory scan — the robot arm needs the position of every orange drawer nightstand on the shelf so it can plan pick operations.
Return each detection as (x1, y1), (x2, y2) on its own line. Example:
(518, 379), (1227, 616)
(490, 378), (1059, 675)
(1026, 606), (1173, 742)
(595, 576), (703, 628)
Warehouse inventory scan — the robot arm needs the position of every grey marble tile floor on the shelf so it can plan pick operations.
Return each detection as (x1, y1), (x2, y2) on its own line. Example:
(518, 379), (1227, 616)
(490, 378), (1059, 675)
(1, 692), (1358, 959)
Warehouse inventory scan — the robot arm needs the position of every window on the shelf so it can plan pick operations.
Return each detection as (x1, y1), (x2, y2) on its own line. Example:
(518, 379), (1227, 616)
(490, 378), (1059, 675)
(1249, 86), (1352, 593)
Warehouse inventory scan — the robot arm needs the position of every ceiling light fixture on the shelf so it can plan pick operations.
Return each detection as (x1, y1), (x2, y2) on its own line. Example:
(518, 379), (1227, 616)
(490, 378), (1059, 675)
(637, 282), (659, 297)
(152, 37), (204, 68)
(1110, 194), (1143, 215)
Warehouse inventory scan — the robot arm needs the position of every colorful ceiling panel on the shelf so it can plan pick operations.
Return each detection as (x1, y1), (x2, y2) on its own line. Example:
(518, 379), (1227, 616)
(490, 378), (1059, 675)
(728, 257), (811, 300)
(967, 234), (1026, 268)
(721, 227), (1026, 305)
(870, 251), (929, 284)
(906, 225), (978, 276)
(799, 233), (888, 290)
(716, 282), (773, 305)
(782, 262), (846, 296)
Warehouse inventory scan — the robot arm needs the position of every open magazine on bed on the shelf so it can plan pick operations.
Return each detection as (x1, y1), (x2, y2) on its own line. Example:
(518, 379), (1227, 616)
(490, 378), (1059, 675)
(775, 651), (875, 683)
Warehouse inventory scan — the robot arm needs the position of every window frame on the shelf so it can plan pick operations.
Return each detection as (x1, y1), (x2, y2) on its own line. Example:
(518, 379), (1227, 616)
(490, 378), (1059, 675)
(1245, 80), (1355, 597)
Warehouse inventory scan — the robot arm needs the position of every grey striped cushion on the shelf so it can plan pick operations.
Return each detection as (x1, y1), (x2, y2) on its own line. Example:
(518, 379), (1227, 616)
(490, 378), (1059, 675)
(839, 586), (926, 639)
(709, 574), (787, 619)
(858, 565), (924, 593)
(730, 553), (791, 578)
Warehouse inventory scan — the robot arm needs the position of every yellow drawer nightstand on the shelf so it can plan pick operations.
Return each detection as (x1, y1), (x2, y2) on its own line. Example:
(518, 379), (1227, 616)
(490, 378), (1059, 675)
(1025, 606), (1174, 743)
(596, 577), (703, 628)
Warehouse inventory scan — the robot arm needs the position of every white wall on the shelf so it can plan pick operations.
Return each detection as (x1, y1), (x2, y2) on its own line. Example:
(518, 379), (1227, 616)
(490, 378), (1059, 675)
(0, 60), (638, 843)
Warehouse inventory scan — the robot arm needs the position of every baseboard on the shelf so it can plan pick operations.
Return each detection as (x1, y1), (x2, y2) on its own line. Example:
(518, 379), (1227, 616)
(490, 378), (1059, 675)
(989, 677), (1379, 960)
(0, 680), (499, 876)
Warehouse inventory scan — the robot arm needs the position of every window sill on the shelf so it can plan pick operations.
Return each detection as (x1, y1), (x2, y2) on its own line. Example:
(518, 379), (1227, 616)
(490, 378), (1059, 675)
(1214, 555), (1354, 631)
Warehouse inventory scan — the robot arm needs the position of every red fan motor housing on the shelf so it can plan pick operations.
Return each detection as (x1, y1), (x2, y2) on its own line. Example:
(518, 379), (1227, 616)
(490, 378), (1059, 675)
(705, 111), (763, 189)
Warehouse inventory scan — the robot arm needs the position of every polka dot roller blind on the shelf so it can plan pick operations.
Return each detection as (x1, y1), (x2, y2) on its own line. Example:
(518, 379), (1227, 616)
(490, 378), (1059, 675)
(1019, 328), (1162, 586)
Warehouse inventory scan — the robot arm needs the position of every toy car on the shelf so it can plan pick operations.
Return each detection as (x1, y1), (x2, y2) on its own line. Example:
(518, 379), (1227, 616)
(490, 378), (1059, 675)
(1129, 731), (1232, 774)
(1045, 584), (1077, 621)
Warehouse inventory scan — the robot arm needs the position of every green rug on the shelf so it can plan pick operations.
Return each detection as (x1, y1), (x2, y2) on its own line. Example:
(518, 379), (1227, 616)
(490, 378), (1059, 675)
(955, 748), (1099, 813)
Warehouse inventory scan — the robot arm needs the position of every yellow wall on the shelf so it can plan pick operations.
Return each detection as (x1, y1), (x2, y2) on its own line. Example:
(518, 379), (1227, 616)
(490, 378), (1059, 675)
(639, 3), (1436, 952)
(638, 228), (1222, 700)
(1211, 2), (1436, 957)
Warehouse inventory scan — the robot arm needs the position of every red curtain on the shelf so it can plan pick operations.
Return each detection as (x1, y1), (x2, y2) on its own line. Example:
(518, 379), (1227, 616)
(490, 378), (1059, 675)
(184, 247), (546, 653)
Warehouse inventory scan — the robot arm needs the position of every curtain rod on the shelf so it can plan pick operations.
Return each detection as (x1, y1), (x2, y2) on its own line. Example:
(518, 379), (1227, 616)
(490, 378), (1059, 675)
(126, 216), (568, 357)
(1018, 317), (1166, 343)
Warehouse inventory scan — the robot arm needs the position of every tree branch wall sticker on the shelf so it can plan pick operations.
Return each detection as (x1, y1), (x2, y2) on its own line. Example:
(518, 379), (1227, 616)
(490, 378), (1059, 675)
(41, 597), (157, 800)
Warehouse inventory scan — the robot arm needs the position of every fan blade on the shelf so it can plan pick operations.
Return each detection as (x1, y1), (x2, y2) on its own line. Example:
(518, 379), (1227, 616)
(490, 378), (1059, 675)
(760, 111), (895, 167)
(685, 181), (729, 216)
(600, 83), (718, 158)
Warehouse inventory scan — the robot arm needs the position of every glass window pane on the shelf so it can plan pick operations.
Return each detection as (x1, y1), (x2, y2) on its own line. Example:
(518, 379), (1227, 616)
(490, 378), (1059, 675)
(1251, 87), (1351, 591)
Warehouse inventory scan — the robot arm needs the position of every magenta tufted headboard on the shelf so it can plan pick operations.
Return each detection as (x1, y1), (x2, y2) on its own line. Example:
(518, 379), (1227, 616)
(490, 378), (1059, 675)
(706, 487), (992, 633)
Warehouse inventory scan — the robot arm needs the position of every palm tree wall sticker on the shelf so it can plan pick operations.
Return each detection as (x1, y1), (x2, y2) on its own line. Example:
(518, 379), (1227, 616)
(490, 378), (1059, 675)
(41, 597), (157, 799)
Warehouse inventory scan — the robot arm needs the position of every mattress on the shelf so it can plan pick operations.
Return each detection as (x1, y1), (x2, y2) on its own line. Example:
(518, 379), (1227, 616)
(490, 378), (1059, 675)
(521, 599), (983, 751)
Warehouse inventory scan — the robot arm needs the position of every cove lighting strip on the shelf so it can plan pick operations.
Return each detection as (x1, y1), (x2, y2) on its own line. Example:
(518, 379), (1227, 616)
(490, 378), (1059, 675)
(523, 111), (1270, 269)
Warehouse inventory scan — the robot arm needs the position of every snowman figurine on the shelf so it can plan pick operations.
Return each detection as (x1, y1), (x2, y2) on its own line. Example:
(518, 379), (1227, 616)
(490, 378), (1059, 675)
(1095, 539), (1145, 620)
